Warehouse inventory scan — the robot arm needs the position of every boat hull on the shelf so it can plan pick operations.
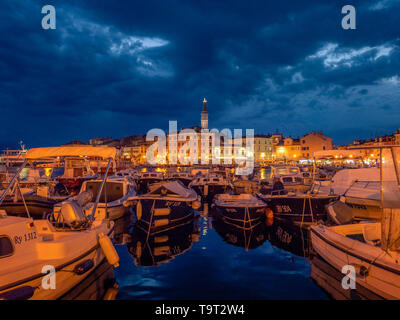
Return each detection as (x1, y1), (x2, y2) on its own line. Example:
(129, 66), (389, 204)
(135, 198), (195, 233)
(263, 195), (338, 223)
(0, 195), (61, 218)
(191, 185), (230, 202)
(310, 225), (400, 300)
(214, 204), (266, 229)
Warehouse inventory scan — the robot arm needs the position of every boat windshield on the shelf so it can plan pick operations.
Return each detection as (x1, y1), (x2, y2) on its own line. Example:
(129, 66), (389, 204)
(381, 147), (400, 208)
(83, 181), (124, 203)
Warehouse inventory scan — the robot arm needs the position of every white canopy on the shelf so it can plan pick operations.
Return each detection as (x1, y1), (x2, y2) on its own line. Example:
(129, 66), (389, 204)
(25, 146), (116, 160)
(313, 149), (362, 159)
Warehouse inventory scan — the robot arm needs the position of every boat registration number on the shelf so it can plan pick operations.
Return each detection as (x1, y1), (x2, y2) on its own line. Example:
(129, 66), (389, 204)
(14, 232), (37, 245)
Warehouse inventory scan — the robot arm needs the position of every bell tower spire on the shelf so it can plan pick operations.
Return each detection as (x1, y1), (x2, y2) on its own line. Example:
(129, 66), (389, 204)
(201, 98), (208, 130)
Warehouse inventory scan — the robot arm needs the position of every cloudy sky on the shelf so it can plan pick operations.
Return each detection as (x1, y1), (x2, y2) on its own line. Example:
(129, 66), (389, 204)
(0, 0), (399, 148)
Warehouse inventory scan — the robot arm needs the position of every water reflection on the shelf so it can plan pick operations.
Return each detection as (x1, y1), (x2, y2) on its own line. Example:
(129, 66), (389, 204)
(127, 217), (200, 266)
(213, 217), (267, 251)
(266, 222), (311, 258)
(113, 213), (134, 245)
(60, 260), (118, 300)
(309, 255), (383, 300)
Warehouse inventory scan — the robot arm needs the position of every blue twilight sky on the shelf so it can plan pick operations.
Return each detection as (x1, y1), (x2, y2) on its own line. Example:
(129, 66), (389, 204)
(0, 0), (399, 149)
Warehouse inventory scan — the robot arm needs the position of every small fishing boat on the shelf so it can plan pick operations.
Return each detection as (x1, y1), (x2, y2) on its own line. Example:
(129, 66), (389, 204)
(258, 191), (338, 224)
(128, 217), (200, 266)
(54, 176), (137, 221)
(0, 207), (119, 300)
(136, 171), (164, 194)
(165, 171), (193, 187)
(126, 180), (200, 232)
(213, 193), (267, 229)
(269, 165), (312, 193)
(189, 173), (233, 202)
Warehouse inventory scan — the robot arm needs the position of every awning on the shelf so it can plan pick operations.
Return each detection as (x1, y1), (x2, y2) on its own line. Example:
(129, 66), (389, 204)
(313, 149), (362, 159)
(25, 146), (116, 160)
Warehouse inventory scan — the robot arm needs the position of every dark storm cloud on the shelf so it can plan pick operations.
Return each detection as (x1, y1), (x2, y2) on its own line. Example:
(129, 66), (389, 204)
(0, 0), (399, 148)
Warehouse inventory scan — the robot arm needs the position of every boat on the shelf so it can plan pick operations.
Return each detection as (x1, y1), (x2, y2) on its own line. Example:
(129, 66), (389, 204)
(212, 215), (267, 250)
(310, 146), (400, 300)
(126, 180), (200, 232)
(165, 171), (194, 187)
(258, 190), (338, 224)
(0, 190), (70, 219)
(136, 171), (164, 194)
(213, 193), (267, 229)
(269, 165), (312, 193)
(189, 173), (233, 202)
(54, 176), (137, 221)
(0, 206), (119, 300)
(128, 217), (200, 266)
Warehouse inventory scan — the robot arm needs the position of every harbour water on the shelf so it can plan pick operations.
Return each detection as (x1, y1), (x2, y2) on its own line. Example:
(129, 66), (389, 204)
(112, 209), (329, 300)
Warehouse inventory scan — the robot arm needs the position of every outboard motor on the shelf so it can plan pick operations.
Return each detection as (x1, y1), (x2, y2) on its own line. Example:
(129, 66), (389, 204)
(53, 198), (90, 229)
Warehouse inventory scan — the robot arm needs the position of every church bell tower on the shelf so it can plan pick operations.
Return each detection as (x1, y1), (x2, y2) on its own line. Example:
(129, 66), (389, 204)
(201, 98), (208, 130)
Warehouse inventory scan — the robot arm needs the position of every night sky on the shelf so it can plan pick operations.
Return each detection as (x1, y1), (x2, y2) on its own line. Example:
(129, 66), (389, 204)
(1, 0), (399, 149)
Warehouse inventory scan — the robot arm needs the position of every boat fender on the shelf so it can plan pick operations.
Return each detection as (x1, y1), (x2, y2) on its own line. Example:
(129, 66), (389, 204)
(123, 200), (132, 208)
(265, 208), (274, 219)
(136, 241), (142, 258)
(73, 259), (94, 275)
(98, 233), (120, 268)
(191, 200), (201, 210)
(136, 201), (142, 220)
(0, 286), (35, 300)
(103, 283), (119, 300)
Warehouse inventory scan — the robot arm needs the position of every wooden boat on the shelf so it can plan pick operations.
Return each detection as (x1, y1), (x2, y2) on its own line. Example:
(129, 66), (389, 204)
(136, 172), (164, 194)
(126, 181), (200, 232)
(165, 171), (193, 187)
(258, 191), (338, 224)
(213, 193), (267, 229)
(189, 173), (233, 202)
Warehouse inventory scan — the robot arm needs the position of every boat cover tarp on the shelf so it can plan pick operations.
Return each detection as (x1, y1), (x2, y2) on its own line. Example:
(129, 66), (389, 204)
(25, 146), (116, 160)
(145, 181), (196, 198)
(331, 168), (379, 195)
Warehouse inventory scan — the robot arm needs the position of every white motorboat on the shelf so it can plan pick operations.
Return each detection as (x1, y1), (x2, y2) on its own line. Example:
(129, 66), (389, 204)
(0, 207), (119, 300)
(270, 165), (312, 193)
(54, 176), (137, 221)
(310, 146), (400, 299)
